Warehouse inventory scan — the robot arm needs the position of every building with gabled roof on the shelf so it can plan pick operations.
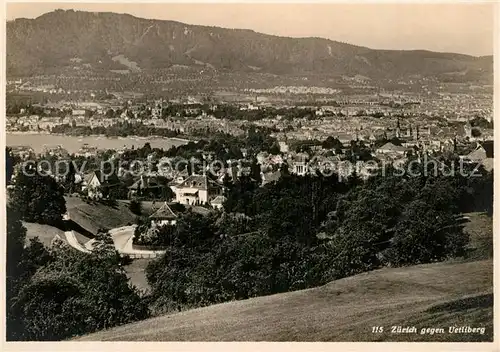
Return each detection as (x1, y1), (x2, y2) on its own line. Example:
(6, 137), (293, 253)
(174, 174), (223, 205)
(210, 195), (227, 210)
(462, 141), (494, 172)
(376, 142), (408, 155)
(149, 202), (178, 226)
(128, 175), (167, 200)
(81, 170), (121, 200)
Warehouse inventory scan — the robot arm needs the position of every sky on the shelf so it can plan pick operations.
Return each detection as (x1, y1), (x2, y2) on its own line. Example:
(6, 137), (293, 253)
(6, 2), (495, 56)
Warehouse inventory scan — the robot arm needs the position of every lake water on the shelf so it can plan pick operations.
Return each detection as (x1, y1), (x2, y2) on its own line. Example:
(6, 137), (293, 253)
(6, 133), (190, 154)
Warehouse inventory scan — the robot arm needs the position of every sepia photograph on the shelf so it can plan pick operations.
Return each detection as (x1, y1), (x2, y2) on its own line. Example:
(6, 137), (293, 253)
(2, 1), (496, 346)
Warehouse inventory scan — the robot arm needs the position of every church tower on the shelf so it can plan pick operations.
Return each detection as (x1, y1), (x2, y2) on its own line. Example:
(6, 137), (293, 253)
(396, 117), (401, 138)
(464, 119), (472, 139)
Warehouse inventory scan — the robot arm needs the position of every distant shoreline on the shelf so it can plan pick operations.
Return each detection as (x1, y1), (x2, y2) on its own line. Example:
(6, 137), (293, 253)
(6, 132), (194, 154)
(7, 131), (194, 143)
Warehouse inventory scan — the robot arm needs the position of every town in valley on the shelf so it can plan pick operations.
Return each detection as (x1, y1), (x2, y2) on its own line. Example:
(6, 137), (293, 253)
(4, 6), (494, 344)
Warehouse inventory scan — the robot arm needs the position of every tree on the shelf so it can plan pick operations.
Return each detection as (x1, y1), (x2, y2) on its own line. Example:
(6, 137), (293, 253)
(470, 116), (493, 129)
(8, 229), (149, 341)
(10, 274), (87, 340)
(250, 158), (262, 184)
(383, 200), (469, 266)
(170, 203), (186, 213)
(161, 185), (175, 201)
(144, 159), (477, 315)
(105, 109), (115, 118)
(6, 147), (14, 185)
(10, 163), (66, 225)
(141, 143), (152, 159)
(322, 136), (343, 151)
(279, 161), (290, 176)
(64, 160), (76, 194)
(6, 207), (27, 290)
(269, 142), (281, 155)
(390, 137), (403, 146)
(471, 127), (482, 138)
(129, 199), (142, 216)
(6, 207), (53, 340)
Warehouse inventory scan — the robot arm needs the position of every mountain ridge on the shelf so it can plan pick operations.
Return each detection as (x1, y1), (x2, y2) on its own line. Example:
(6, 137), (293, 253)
(7, 9), (491, 57)
(6, 9), (493, 83)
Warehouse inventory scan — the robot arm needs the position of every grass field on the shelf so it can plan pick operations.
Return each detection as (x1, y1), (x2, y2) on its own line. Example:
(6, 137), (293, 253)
(77, 259), (492, 342)
(65, 196), (138, 235)
(23, 222), (65, 247)
(133, 200), (158, 215)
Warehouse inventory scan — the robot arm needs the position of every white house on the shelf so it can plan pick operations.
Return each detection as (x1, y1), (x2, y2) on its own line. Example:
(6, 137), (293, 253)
(174, 174), (223, 205)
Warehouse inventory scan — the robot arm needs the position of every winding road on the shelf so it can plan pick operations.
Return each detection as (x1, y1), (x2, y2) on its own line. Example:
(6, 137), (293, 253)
(63, 211), (165, 258)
